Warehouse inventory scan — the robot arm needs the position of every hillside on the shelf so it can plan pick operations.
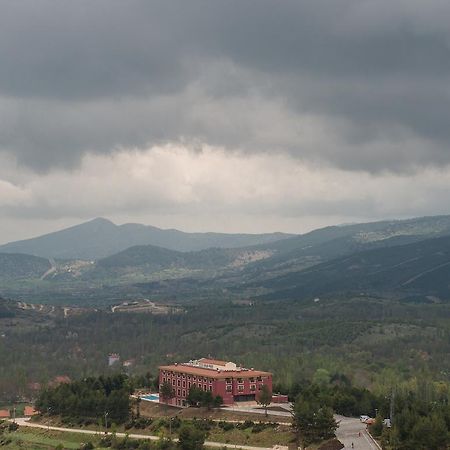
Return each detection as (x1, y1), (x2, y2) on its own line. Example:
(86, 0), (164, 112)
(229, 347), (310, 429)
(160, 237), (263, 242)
(255, 234), (450, 301)
(241, 215), (450, 280)
(0, 218), (292, 259)
(82, 244), (269, 282)
(0, 253), (51, 281)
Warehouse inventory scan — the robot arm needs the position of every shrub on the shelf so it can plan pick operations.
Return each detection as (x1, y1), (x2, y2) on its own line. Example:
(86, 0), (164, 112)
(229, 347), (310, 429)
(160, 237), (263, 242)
(8, 422), (19, 432)
(218, 421), (234, 431)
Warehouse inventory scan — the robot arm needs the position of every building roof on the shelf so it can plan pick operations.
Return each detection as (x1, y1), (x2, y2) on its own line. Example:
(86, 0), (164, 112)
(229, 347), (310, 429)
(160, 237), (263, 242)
(0, 410), (9, 418)
(53, 375), (71, 384)
(198, 357), (228, 366)
(24, 406), (37, 416)
(159, 364), (271, 379)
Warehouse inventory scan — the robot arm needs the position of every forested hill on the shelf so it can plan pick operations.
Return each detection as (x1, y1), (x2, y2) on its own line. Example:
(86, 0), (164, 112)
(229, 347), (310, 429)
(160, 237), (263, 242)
(256, 234), (450, 301)
(244, 214), (450, 274)
(0, 253), (51, 281)
(87, 244), (245, 280)
(0, 217), (293, 260)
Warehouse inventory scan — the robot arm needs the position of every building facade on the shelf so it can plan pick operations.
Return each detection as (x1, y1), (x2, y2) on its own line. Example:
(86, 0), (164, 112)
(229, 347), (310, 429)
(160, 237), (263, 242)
(159, 358), (272, 407)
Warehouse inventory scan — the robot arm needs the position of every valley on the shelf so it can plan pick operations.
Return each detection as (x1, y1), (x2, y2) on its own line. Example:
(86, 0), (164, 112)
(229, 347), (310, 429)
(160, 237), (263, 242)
(1, 216), (450, 449)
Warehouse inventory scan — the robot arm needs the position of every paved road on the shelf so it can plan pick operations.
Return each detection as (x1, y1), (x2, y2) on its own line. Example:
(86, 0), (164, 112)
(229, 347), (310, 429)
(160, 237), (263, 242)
(335, 416), (381, 450)
(13, 418), (277, 450)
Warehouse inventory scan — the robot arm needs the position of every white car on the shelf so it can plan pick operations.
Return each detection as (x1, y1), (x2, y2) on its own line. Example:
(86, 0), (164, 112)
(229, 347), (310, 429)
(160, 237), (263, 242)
(360, 415), (370, 422)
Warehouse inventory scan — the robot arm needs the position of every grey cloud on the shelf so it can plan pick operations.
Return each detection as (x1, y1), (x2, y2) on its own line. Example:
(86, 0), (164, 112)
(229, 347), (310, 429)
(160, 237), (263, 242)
(1, 0), (450, 172)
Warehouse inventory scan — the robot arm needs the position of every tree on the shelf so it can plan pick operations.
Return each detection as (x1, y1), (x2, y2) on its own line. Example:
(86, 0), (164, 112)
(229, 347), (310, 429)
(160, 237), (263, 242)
(178, 424), (205, 450)
(136, 396), (142, 418)
(187, 386), (203, 407)
(160, 381), (175, 407)
(370, 413), (383, 437)
(187, 387), (222, 410)
(257, 385), (272, 417)
(292, 395), (337, 449)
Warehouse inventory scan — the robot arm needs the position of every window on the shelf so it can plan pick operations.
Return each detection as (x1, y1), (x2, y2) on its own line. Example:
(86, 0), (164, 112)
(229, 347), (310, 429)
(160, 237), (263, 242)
(237, 378), (243, 384)
(226, 385), (232, 392)
(238, 385), (244, 392)
(257, 376), (262, 381)
(182, 390), (186, 397)
(177, 380), (181, 386)
(226, 378), (232, 384)
(182, 381), (186, 388)
(249, 377), (255, 382)
(177, 389), (181, 396)
(250, 385), (256, 391)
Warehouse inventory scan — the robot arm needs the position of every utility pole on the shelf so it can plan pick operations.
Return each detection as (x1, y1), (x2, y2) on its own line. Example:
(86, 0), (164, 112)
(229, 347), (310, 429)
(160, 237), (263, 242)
(390, 390), (395, 425)
(47, 407), (52, 430)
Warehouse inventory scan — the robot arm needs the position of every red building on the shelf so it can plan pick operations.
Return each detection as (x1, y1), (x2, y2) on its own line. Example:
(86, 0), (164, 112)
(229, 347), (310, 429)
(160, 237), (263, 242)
(159, 358), (273, 407)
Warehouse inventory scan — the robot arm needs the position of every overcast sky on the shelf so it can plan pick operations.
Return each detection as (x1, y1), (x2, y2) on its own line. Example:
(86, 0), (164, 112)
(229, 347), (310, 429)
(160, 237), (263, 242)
(1, 0), (450, 243)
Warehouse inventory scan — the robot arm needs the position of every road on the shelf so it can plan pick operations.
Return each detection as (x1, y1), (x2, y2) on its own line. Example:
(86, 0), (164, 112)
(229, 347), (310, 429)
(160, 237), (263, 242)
(13, 418), (277, 450)
(335, 416), (381, 450)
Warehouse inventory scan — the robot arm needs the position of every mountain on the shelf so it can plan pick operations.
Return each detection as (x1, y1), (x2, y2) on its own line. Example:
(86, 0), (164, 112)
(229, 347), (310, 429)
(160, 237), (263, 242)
(0, 253), (51, 281)
(255, 234), (450, 301)
(240, 215), (450, 279)
(0, 218), (293, 260)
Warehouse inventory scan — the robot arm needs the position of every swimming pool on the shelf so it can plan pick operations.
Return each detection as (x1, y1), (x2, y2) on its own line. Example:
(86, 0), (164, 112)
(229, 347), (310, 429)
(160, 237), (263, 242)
(141, 393), (160, 402)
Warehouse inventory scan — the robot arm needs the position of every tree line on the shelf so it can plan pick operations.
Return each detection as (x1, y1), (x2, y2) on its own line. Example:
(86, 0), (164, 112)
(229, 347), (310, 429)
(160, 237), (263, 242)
(35, 374), (132, 425)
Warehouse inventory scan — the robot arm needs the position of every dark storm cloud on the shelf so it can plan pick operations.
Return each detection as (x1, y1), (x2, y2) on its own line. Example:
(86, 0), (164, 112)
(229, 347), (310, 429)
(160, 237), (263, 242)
(1, 0), (450, 171)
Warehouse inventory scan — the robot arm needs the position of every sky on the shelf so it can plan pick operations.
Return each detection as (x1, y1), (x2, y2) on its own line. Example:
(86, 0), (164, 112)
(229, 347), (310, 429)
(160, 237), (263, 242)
(1, 0), (450, 243)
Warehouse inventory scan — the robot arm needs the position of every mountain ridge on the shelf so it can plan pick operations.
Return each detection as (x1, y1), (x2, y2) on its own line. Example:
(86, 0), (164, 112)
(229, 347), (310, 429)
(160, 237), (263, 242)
(0, 217), (293, 260)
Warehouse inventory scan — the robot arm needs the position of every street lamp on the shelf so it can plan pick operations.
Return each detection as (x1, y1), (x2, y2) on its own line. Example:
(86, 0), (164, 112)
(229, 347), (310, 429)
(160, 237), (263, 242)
(104, 411), (109, 434)
(47, 407), (52, 431)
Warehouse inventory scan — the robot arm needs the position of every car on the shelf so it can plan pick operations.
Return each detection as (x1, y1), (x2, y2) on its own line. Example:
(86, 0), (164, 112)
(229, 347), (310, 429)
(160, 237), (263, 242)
(360, 415), (370, 422)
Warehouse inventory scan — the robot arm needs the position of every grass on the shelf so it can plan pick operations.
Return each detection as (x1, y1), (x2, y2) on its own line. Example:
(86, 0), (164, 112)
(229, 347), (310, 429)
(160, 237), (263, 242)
(31, 409), (294, 448)
(1, 427), (98, 449)
(207, 424), (294, 447)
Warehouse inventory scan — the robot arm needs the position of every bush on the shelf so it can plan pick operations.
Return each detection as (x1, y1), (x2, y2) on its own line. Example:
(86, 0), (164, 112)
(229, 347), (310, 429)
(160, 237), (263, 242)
(8, 422), (19, 432)
(218, 421), (234, 431)
(99, 435), (113, 447)
(192, 418), (213, 432)
(251, 423), (267, 433)
(178, 424), (206, 450)
(236, 420), (254, 430)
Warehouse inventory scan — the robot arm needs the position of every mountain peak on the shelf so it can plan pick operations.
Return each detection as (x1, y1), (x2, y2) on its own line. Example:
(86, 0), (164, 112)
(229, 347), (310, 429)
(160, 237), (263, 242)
(85, 217), (116, 227)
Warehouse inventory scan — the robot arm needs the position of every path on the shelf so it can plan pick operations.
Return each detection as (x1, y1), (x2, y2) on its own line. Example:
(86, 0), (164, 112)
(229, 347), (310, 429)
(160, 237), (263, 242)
(335, 416), (381, 450)
(221, 404), (292, 419)
(13, 418), (276, 450)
